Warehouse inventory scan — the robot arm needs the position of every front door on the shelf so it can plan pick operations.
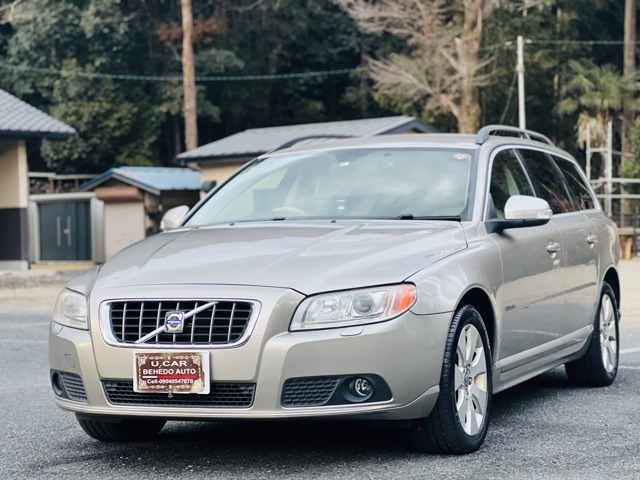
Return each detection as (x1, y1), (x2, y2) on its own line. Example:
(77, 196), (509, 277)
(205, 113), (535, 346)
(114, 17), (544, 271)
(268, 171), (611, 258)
(487, 148), (565, 361)
(39, 201), (91, 261)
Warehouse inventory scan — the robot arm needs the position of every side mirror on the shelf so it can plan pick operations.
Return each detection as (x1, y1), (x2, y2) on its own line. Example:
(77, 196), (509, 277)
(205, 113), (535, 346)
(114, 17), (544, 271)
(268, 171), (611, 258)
(487, 195), (552, 233)
(160, 205), (189, 231)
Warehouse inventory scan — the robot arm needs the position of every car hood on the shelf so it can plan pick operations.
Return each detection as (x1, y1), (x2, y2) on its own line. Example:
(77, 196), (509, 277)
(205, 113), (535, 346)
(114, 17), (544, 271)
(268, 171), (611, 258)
(93, 220), (467, 295)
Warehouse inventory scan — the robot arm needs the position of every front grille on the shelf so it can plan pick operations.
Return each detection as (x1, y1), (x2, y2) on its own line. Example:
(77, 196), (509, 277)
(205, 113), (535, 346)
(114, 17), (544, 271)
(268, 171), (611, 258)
(282, 376), (340, 407)
(57, 371), (88, 402)
(103, 381), (255, 408)
(107, 300), (255, 346)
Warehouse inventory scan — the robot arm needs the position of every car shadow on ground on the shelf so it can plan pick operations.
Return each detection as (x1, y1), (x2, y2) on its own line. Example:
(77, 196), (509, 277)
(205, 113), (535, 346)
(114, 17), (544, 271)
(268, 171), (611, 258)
(117, 369), (572, 453)
(27, 368), (616, 478)
(150, 367), (573, 453)
(32, 368), (590, 477)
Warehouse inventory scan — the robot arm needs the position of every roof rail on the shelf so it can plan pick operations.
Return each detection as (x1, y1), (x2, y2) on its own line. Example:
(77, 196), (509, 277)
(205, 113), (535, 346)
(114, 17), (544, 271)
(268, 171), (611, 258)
(475, 125), (553, 146)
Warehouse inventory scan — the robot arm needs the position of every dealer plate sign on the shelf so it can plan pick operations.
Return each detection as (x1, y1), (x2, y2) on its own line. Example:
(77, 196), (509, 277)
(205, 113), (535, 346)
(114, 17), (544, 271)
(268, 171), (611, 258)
(133, 351), (210, 395)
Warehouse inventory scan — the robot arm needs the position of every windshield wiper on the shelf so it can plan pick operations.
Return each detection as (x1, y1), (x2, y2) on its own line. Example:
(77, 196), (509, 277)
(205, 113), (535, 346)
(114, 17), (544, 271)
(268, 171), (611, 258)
(395, 214), (462, 221)
(230, 215), (462, 224)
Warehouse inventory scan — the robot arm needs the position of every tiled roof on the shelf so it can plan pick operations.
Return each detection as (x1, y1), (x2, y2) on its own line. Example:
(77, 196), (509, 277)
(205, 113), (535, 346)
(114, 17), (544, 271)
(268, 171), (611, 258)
(81, 167), (201, 195)
(0, 89), (76, 140)
(177, 116), (437, 161)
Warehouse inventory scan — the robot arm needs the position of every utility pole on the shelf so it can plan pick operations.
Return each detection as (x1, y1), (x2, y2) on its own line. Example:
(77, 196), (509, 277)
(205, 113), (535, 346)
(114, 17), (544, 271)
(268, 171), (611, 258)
(623, 0), (636, 158)
(180, 0), (198, 151)
(606, 121), (613, 217)
(517, 36), (526, 130)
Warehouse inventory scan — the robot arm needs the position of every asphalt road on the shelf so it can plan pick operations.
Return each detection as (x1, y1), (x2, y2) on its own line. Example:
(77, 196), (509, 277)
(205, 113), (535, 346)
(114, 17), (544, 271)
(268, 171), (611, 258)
(2, 260), (640, 479)
(1, 310), (639, 480)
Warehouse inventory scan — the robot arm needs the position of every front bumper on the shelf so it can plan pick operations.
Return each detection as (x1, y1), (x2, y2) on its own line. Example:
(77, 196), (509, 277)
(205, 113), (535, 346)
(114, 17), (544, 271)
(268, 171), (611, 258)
(49, 284), (451, 421)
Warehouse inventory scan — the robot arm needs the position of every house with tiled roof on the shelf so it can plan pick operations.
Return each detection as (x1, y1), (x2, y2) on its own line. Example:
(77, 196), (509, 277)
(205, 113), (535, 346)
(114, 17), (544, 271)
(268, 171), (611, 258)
(0, 89), (75, 270)
(177, 116), (436, 188)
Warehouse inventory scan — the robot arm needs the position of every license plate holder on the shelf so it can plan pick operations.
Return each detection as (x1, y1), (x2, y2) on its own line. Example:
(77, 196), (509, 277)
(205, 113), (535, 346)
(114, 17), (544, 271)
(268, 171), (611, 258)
(133, 351), (210, 395)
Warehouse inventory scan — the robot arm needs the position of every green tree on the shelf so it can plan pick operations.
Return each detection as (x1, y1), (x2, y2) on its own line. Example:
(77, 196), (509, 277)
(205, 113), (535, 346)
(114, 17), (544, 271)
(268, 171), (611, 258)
(204, 0), (389, 140)
(622, 116), (640, 195)
(0, 0), (244, 172)
(556, 59), (639, 150)
(41, 61), (160, 172)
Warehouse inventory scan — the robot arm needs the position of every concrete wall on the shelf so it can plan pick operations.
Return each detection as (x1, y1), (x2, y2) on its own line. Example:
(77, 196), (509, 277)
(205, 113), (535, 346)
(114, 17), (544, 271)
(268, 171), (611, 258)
(103, 201), (146, 259)
(0, 140), (29, 270)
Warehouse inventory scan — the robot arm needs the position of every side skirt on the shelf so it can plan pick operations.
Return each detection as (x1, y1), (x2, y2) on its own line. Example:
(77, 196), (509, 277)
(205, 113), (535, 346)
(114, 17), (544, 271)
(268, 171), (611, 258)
(493, 325), (593, 394)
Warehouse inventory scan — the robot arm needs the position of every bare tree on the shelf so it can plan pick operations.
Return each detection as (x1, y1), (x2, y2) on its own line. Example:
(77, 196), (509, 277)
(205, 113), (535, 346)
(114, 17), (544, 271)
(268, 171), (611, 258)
(0, 0), (26, 17)
(180, 0), (198, 151)
(335, 0), (499, 133)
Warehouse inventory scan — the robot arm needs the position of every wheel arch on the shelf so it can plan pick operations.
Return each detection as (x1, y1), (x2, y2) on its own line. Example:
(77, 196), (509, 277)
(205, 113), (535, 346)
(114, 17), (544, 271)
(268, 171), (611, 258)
(603, 267), (620, 309)
(456, 287), (496, 353)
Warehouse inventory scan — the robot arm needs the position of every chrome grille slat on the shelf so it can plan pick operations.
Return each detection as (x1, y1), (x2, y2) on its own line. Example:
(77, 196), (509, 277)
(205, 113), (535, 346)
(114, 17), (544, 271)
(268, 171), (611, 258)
(173, 301), (179, 344)
(155, 302), (162, 344)
(190, 302), (198, 343)
(208, 304), (217, 343)
(121, 303), (127, 342)
(107, 299), (255, 346)
(227, 303), (236, 343)
(138, 301), (144, 340)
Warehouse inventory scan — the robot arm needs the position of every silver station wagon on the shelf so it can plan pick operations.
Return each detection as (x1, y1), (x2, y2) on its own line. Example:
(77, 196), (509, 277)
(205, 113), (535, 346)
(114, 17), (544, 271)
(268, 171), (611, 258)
(49, 125), (620, 454)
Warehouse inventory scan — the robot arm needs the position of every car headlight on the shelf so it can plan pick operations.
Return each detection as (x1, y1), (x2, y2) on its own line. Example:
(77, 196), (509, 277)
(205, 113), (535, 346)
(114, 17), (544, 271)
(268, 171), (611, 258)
(290, 284), (417, 331)
(52, 289), (88, 330)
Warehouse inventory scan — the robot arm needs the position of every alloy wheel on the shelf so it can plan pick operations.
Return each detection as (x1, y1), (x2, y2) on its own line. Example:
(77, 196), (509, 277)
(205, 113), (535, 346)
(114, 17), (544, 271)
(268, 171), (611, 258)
(599, 293), (618, 374)
(454, 324), (488, 436)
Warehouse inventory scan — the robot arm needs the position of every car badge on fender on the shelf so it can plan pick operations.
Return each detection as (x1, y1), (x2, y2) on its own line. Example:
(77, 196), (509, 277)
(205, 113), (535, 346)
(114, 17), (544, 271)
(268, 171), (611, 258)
(164, 311), (185, 333)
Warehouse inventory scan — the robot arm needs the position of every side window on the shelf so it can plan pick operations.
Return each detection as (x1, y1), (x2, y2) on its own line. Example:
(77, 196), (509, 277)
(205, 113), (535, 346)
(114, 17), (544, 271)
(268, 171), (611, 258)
(488, 149), (534, 219)
(552, 156), (596, 211)
(517, 149), (575, 214)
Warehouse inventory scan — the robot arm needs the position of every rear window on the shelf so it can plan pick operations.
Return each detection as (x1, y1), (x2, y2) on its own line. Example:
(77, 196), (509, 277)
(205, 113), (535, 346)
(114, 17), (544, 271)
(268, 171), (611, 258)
(552, 156), (596, 211)
(517, 149), (575, 214)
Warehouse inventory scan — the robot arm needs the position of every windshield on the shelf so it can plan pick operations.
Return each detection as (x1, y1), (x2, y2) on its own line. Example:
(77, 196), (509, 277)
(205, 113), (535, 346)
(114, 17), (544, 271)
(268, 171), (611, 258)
(186, 147), (475, 226)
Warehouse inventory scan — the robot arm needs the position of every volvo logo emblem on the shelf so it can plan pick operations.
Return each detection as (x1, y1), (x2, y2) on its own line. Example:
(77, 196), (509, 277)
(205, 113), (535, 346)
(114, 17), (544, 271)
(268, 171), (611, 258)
(164, 311), (185, 333)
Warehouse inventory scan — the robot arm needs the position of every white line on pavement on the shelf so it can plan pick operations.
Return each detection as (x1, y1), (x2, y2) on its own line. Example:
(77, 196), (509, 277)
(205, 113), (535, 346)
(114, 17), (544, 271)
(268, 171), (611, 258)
(619, 365), (640, 370)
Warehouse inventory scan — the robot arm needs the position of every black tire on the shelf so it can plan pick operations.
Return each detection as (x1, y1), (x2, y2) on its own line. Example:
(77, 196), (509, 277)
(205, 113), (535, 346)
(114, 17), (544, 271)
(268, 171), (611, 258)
(565, 282), (619, 387)
(76, 415), (166, 442)
(410, 305), (493, 454)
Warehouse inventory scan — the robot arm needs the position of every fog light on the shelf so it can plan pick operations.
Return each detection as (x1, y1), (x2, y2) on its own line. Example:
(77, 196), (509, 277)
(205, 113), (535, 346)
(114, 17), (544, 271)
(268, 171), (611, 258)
(349, 377), (373, 400)
(51, 371), (64, 397)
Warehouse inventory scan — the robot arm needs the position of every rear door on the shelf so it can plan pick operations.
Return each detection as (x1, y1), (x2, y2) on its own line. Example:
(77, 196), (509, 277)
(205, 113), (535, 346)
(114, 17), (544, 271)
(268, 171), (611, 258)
(518, 149), (598, 337)
(551, 154), (600, 325)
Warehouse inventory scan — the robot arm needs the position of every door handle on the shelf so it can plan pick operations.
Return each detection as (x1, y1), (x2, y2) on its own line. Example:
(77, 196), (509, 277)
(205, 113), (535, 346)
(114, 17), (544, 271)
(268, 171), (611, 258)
(63, 216), (72, 247)
(56, 217), (61, 247)
(587, 234), (597, 245)
(546, 241), (561, 254)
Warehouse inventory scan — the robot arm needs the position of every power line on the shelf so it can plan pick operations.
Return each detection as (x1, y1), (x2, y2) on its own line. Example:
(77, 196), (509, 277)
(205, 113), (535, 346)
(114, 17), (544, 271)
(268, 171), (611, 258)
(492, 39), (640, 50)
(527, 39), (640, 46)
(0, 39), (634, 83)
(0, 63), (367, 82)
